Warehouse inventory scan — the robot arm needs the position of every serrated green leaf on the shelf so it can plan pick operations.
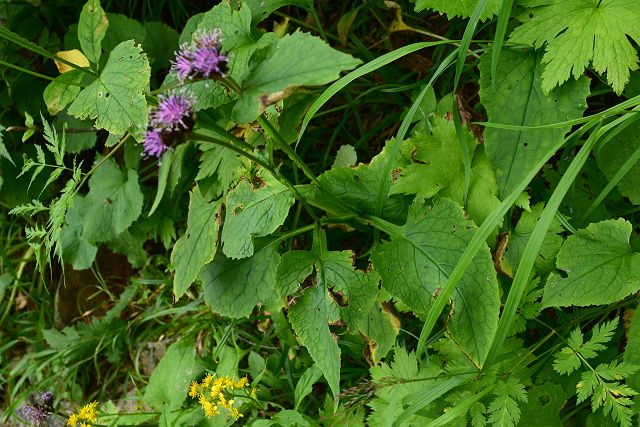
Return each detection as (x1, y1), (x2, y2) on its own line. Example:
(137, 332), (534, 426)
(509, 0), (640, 94)
(81, 157), (143, 242)
(487, 378), (527, 427)
(595, 119), (640, 205)
(624, 307), (640, 391)
(542, 220), (640, 308)
(413, 0), (501, 20)
(289, 285), (341, 399)
(171, 187), (221, 300)
(367, 347), (440, 426)
(195, 140), (244, 186)
(389, 116), (501, 232)
(200, 240), (280, 318)
(43, 70), (83, 115)
(221, 170), (294, 259)
(144, 337), (198, 411)
(78, 0), (108, 64)
(68, 40), (150, 135)
(232, 31), (361, 123)
(479, 49), (590, 196)
(60, 196), (98, 270)
(371, 199), (500, 365)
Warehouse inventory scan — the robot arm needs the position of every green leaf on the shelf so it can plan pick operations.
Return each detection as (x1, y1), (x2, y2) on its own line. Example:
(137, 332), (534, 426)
(101, 14), (145, 53)
(624, 307), (640, 391)
(200, 240), (280, 318)
(509, 0), (640, 94)
(148, 150), (172, 217)
(304, 138), (410, 223)
(0, 124), (13, 166)
(367, 347), (440, 426)
(479, 48), (590, 196)
(244, 0), (313, 23)
(294, 365), (323, 411)
(78, 0), (108, 64)
(499, 203), (564, 277)
(43, 70), (83, 115)
(144, 337), (198, 411)
(332, 144), (357, 169)
(221, 170), (294, 259)
(371, 198), (500, 365)
(81, 157), (143, 242)
(55, 113), (96, 153)
(413, 0), (501, 20)
(61, 196), (98, 270)
(67, 40), (150, 135)
(170, 187), (221, 300)
(288, 285), (341, 399)
(595, 119), (640, 205)
(195, 140), (244, 187)
(389, 116), (501, 232)
(358, 302), (401, 364)
(486, 378), (528, 427)
(553, 318), (618, 375)
(542, 220), (640, 308)
(519, 383), (567, 427)
(232, 31), (361, 123)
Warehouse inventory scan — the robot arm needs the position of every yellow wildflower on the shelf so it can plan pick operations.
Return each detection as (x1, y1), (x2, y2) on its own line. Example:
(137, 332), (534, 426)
(67, 401), (99, 427)
(189, 373), (251, 421)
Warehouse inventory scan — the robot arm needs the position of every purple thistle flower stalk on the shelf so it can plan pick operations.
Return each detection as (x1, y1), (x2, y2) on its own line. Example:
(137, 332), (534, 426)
(152, 91), (195, 130)
(20, 404), (49, 425)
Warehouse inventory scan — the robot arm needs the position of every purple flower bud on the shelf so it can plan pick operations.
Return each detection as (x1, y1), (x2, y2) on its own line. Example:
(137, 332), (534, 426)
(152, 91), (195, 130)
(192, 46), (228, 79)
(143, 129), (168, 158)
(40, 391), (53, 404)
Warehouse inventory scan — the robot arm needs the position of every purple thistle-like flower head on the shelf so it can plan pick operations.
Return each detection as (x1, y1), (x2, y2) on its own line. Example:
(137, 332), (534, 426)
(192, 46), (228, 79)
(19, 404), (49, 425)
(143, 129), (168, 158)
(40, 391), (53, 404)
(170, 28), (228, 83)
(152, 91), (194, 130)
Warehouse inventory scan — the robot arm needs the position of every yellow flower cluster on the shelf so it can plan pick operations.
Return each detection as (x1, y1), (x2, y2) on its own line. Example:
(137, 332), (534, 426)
(67, 401), (99, 427)
(189, 373), (249, 420)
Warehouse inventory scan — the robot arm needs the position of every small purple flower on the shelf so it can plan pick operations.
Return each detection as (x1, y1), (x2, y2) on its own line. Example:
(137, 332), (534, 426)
(152, 91), (194, 130)
(143, 129), (168, 158)
(40, 391), (53, 404)
(19, 404), (49, 425)
(171, 28), (228, 83)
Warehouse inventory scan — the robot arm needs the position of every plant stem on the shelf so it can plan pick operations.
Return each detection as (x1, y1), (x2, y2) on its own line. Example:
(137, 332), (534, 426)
(73, 133), (131, 196)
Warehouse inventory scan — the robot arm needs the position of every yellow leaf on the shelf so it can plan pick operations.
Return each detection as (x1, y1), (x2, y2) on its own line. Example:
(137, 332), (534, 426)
(54, 49), (90, 74)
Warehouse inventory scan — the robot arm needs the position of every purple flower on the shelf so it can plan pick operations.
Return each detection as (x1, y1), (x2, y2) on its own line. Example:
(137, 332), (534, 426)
(171, 29), (228, 83)
(143, 129), (168, 158)
(152, 91), (194, 130)
(40, 391), (53, 404)
(19, 404), (49, 425)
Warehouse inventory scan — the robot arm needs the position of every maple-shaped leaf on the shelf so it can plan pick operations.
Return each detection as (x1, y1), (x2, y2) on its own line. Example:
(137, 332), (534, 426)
(509, 0), (640, 94)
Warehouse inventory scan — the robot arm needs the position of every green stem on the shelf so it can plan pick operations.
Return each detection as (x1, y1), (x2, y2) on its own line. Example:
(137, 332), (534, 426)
(0, 59), (82, 84)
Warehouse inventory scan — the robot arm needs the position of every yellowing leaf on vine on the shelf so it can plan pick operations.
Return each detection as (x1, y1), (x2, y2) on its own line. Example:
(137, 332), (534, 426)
(54, 49), (90, 74)
(509, 0), (640, 94)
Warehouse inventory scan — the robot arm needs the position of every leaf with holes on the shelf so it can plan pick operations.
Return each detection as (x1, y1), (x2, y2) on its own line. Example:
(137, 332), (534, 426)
(67, 40), (150, 135)
(479, 48), (590, 196)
